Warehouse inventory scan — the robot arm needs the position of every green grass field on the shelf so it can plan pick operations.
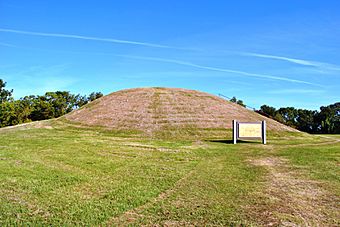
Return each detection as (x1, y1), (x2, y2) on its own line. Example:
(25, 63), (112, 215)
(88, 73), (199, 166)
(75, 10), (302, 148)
(0, 120), (339, 226)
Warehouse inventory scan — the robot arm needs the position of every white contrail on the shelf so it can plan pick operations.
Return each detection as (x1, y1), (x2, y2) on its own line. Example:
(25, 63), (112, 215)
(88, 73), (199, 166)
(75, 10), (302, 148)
(244, 52), (340, 71)
(0, 28), (180, 49)
(267, 89), (324, 94)
(0, 41), (17, 47)
(0, 36), (322, 86)
(246, 53), (316, 66)
(115, 54), (321, 86)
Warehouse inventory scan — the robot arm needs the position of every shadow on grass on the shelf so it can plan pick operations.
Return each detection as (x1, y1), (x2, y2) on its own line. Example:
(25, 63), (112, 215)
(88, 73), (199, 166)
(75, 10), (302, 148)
(207, 139), (261, 144)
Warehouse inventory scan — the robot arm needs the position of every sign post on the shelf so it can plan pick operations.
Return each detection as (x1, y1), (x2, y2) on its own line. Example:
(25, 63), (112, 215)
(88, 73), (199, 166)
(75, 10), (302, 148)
(232, 120), (238, 144)
(233, 120), (266, 144)
(262, 120), (266, 144)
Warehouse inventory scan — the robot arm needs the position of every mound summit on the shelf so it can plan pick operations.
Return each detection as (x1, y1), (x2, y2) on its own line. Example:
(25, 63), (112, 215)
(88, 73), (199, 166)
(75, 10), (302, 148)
(65, 87), (296, 137)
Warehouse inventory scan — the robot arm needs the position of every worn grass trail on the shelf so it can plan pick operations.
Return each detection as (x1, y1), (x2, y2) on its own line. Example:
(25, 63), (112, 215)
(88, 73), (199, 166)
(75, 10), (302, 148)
(112, 142), (262, 226)
(249, 155), (338, 226)
(245, 135), (340, 226)
(0, 120), (339, 225)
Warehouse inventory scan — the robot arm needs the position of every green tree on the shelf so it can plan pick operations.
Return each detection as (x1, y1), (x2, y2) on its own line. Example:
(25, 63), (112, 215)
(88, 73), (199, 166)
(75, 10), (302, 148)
(296, 109), (317, 133)
(0, 101), (16, 127)
(0, 100), (32, 127)
(0, 82), (104, 128)
(74, 94), (88, 108)
(315, 102), (340, 133)
(260, 105), (276, 117)
(230, 96), (246, 107)
(44, 91), (78, 117)
(230, 96), (237, 103)
(0, 79), (13, 103)
(30, 96), (55, 121)
(273, 112), (285, 123)
(88, 92), (103, 102)
(277, 107), (298, 127)
(236, 99), (246, 107)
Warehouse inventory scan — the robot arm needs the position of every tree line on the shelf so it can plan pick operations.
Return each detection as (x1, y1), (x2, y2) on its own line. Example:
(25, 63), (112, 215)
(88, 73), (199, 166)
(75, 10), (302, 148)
(228, 96), (338, 134)
(1, 79), (339, 133)
(258, 103), (339, 134)
(0, 79), (103, 128)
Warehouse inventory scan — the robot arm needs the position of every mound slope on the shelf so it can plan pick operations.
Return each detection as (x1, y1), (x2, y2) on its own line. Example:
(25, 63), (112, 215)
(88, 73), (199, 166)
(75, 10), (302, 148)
(65, 87), (296, 136)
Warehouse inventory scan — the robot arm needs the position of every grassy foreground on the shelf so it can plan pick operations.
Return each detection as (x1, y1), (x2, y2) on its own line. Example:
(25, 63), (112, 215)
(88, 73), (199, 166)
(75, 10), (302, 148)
(0, 120), (339, 225)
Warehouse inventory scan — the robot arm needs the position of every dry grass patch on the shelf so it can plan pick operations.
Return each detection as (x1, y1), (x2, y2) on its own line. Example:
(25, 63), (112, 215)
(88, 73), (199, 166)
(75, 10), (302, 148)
(65, 87), (297, 138)
(248, 156), (339, 226)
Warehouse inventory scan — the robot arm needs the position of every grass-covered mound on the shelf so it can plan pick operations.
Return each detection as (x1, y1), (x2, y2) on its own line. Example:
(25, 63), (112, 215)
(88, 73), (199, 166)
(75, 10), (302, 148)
(65, 87), (297, 139)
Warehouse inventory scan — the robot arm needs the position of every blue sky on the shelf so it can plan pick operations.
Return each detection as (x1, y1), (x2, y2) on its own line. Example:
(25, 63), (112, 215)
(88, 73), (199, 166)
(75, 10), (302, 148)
(0, 0), (339, 110)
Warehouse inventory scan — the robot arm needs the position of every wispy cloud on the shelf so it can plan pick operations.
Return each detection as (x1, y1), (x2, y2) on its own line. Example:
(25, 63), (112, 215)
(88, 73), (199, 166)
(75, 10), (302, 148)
(267, 89), (325, 94)
(115, 54), (322, 86)
(2, 43), (315, 86)
(0, 35), (323, 87)
(0, 28), (192, 50)
(0, 41), (17, 47)
(243, 52), (340, 71)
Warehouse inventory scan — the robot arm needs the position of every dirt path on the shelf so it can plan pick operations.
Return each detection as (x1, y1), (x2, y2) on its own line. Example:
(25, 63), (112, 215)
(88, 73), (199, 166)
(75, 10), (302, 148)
(0, 119), (53, 132)
(249, 156), (339, 226)
(278, 138), (340, 148)
(106, 169), (196, 226)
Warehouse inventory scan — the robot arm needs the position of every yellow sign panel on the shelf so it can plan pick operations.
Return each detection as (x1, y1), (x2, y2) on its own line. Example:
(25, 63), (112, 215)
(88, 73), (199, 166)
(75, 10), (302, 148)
(238, 123), (262, 138)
